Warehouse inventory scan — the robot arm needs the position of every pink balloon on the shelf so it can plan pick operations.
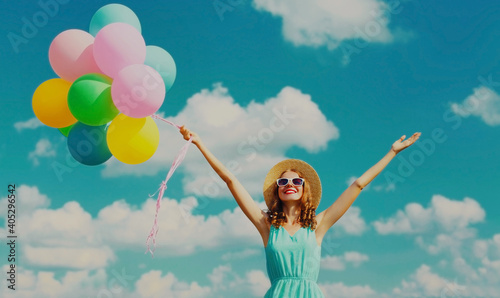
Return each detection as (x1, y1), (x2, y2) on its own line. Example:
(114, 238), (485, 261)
(49, 29), (102, 82)
(93, 23), (146, 78)
(111, 64), (166, 118)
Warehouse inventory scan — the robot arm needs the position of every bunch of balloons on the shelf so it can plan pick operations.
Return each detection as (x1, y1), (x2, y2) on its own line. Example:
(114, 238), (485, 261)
(32, 4), (177, 166)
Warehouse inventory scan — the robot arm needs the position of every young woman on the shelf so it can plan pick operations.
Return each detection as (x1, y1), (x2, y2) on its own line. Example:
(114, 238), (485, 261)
(180, 126), (420, 297)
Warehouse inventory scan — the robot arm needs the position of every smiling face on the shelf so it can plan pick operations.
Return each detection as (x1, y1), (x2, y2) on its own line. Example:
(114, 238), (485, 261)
(277, 170), (304, 203)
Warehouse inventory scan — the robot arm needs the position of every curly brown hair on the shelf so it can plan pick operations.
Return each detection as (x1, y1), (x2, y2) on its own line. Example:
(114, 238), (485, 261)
(266, 169), (317, 230)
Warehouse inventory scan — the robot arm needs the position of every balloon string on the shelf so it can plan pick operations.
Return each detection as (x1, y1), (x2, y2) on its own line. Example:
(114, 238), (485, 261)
(150, 114), (181, 129)
(145, 114), (192, 257)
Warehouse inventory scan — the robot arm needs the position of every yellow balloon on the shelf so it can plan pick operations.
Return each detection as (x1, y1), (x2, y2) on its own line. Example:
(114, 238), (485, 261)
(32, 78), (77, 128)
(107, 114), (159, 164)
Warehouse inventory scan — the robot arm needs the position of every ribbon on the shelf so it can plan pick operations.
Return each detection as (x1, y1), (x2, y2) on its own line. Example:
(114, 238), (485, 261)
(145, 114), (193, 257)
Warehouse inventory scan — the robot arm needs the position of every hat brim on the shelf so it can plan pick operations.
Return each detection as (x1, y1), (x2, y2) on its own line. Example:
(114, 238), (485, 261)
(263, 159), (321, 210)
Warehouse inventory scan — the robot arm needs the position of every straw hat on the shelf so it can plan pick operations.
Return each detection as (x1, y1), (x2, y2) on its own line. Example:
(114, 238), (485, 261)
(263, 159), (322, 209)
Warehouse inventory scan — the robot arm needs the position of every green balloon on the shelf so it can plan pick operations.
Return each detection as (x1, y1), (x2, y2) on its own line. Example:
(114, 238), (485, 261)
(58, 123), (75, 137)
(68, 73), (119, 126)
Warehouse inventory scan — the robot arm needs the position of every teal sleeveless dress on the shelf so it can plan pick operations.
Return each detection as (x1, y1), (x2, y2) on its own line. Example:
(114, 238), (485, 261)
(264, 225), (325, 297)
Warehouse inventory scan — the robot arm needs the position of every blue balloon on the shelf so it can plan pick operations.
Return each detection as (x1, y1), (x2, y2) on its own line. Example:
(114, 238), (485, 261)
(67, 122), (112, 166)
(89, 4), (141, 36)
(144, 45), (177, 93)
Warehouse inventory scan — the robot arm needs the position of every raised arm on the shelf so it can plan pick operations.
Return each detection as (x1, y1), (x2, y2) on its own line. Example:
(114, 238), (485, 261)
(180, 126), (269, 235)
(315, 133), (421, 239)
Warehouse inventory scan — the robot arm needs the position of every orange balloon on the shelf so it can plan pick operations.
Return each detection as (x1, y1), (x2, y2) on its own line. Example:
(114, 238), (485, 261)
(32, 78), (77, 128)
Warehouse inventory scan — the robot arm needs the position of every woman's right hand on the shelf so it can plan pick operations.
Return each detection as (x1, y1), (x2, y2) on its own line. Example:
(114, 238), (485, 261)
(179, 125), (201, 145)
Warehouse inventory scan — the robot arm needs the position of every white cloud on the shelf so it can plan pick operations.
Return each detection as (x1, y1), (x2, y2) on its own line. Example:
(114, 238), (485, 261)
(464, 234), (500, 294)
(465, 275), (500, 297)
(0, 185), (50, 219)
(321, 255), (345, 270)
(96, 197), (264, 256)
(13, 184), (265, 262)
(133, 265), (269, 298)
(14, 117), (44, 131)
(321, 251), (369, 270)
(1, 264), (271, 298)
(491, 234), (500, 255)
(432, 195), (485, 231)
(392, 264), (463, 297)
(205, 265), (270, 297)
(134, 270), (210, 298)
(479, 257), (500, 285)
(1, 266), (109, 298)
(473, 234), (500, 260)
(245, 270), (271, 297)
(391, 259), (500, 297)
(102, 83), (339, 199)
(319, 281), (376, 298)
(1, 184), (273, 296)
(253, 0), (403, 51)
(1, 186), (112, 269)
(221, 248), (261, 261)
(451, 86), (500, 126)
(453, 257), (479, 281)
(334, 206), (367, 235)
(24, 246), (115, 270)
(416, 233), (465, 256)
(373, 195), (484, 235)
(473, 239), (489, 259)
(344, 251), (370, 266)
(373, 202), (432, 235)
(24, 201), (101, 247)
(28, 139), (56, 166)
(384, 212), (500, 297)
(374, 195), (485, 258)
(16, 199), (116, 270)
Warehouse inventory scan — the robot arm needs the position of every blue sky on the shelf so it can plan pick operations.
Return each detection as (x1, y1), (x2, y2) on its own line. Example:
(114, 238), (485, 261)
(1, 0), (500, 297)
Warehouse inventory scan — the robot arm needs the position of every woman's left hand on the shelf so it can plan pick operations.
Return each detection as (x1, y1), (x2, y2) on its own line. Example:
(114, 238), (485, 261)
(391, 132), (421, 154)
